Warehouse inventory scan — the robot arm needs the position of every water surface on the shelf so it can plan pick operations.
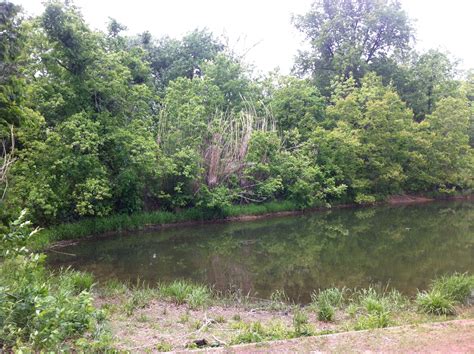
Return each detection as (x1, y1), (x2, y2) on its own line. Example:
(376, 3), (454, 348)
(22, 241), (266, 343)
(48, 201), (474, 302)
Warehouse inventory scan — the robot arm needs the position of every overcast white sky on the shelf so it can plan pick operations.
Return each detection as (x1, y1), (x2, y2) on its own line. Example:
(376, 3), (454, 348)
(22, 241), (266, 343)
(13, 0), (474, 74)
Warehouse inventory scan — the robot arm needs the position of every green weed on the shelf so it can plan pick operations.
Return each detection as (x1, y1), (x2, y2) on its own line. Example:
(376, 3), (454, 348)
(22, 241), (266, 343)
(317, 301), (335, 322)
(159, 280), (212, 308)
(155, 341), (173, 352)
(431, 273), (474, 303)
(416, 290), (456, 315)
(312, 287), (345, 308)
(354, 311), (391, 330)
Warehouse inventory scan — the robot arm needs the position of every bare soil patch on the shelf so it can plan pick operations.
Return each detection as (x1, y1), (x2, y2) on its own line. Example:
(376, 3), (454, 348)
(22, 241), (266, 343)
(206, 319), (474, 353)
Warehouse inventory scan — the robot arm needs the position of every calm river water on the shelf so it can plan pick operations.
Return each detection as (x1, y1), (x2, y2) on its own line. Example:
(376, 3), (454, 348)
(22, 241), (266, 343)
(48, 200), (473, 302)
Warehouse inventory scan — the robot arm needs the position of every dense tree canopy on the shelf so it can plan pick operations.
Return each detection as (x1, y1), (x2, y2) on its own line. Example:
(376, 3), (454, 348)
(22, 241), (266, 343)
(293, 0), (413, 95)
(0, 0), (472, 227)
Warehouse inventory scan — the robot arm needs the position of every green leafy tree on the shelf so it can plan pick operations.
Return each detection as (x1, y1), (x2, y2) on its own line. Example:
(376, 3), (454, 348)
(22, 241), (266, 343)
(138, 29), (224, 93)
(268, 76), (325, 139)
(294, 0), (412, 95)
(323, 74), (416, 201)
(410, 97), (473, 192)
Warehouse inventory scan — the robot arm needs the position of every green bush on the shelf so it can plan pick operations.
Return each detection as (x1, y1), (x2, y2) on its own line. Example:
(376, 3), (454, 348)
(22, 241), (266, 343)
(312, 287), (345, 307)
(159, 280), (212, 308)
(0, 211), (104, 350)
(0, 255), (98, 350)
(431, 273), (474, 303)
(187, 285), (212, 309)
(416, 290), (456, 315)
(59, 269), (94, 294)
(317, 302), (335, 322)
(292, 309), (309, 335)
(354, 311), (391, 330)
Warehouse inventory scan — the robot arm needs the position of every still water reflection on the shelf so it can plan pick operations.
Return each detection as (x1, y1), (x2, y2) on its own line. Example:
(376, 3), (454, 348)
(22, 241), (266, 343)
(48, 201), (474, 302)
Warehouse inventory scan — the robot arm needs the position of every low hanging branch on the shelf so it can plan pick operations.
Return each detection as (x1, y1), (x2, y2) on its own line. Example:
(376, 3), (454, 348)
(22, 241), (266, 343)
(1, 125), (16, 200)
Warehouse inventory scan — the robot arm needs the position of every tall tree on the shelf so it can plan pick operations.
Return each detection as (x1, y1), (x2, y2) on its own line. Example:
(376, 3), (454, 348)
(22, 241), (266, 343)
(293, 0), (412, 95)
(0, 1), (24, 128)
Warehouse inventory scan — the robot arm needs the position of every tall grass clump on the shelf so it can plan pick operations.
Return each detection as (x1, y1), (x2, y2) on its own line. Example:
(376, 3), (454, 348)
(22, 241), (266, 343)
(230, 320), (292, 344)
(313, 288), (345, 307)
(59, 269), (95, 294)
(430, 273), (474, 303)
(416, 290), (456, 315)
(416, 273), (474, 315)
(292, 309), (312, 336)
(268, 289), (290, 311)
(159, 280), (212, 309)
(354, 310), (391, 330)
(124, 283), (157, 316)
(311, 287), (345, 322)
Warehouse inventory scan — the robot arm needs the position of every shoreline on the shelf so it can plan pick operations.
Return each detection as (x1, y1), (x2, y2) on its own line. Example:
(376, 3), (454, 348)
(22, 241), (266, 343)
(44, 193), (473, 250)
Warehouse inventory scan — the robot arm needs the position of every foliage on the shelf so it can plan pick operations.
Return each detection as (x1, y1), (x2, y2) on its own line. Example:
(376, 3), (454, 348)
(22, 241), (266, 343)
(416, 290), (456, 316)
(0, 212), (106, 350)
(430, 273), (474, 304)
(293, 0), (413, 95)
(0, 0), (472, 238)
(354, 311), (391, 330)
(159, 280), (212, 308)
(312, 287), (345, 308)
(317, 302), (335, 322)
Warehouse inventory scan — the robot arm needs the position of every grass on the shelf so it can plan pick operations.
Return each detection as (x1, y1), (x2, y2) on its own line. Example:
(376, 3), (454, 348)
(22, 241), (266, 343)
(354, 311), (391, 330)
(312, 287), (346, 308)
(416, 290), (456, 315)
(88, 273), (473, 350)
(155, 341), (173, 352)
(415, 273), (474, 316)
(230, 321), (291, 344)
(311, 287), (345, 322)
(158, 280), (212, 309)
(32, 200), (301, 249)
(58, 269), (94, 294)
(317, 301), (336, 322)
(124, 286), (156, 316)
(430, 273), (474, 303)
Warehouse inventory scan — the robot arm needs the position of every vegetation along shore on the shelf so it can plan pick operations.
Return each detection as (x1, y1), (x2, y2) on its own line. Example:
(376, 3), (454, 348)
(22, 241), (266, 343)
(1, 0), (473, 351)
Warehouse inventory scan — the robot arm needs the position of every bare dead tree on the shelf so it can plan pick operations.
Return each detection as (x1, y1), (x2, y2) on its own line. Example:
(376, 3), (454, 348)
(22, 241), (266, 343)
(1, 125), (16, 200)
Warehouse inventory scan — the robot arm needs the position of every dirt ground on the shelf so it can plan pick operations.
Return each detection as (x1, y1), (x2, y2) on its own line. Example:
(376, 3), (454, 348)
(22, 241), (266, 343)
(203, 319), (474, 353)
(102, 296), (474, 353)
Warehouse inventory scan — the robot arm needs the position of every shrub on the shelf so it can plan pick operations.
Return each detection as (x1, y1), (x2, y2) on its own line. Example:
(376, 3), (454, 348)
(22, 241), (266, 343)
(0, 255), (97, 350)
(292, 309), (309, 334)
(159, 280), (212, 308)
(416, 290), (456, 316)
(317, 302), (335, 322)
(186, 285), (212, 309)
(431, 273), (474, 303)
(355, 311), (391, 330)
(0, 212), (102, 350)
(60, 269), (94, 294)
(156, 342), (173, 352)
(312, 287), (345, 307)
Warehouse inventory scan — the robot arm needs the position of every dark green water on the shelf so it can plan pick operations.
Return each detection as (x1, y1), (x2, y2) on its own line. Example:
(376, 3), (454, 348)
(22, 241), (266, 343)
(48, 201), (473, 302)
